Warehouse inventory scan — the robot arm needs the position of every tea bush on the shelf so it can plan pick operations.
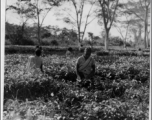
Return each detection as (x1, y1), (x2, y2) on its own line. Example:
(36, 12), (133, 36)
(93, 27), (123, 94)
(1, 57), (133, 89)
(3, 54), (150, 120)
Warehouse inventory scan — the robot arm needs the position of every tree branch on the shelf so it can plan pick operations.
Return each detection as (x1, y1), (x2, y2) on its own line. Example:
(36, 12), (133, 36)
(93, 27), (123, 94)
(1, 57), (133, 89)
(70, 22), (77, 28)
(129, 9), (144, 21)
(116, 26), (125, 40)
(87, 1), (96, 17)
(98, 0), (107, 30)
(79, 0), (84, 28)
(107, 0), (110, 24)
(81, 0), (96, 40)
(40, 7), (52, 27)
(87, 16), (96, 25)
(71, 0), (79, 32)
(124, 21), (130, 42)
(147, 0), (150, 7)
(124, 1), (144, 21)
(109, 0), (119, 30)
(66, 12), (77, 22)
(139, 0), (146, 11)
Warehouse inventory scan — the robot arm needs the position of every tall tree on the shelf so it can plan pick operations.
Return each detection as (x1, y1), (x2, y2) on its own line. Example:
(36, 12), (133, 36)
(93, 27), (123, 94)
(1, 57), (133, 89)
(97, 0), (120, 50)
(123, 0), (150, 48)
(7, 0), (33, 41)
(114, 12), (135, 48)
(131, 24), (143, 47)
(28, 0), (63, 45)
(56, 0), (96, 47)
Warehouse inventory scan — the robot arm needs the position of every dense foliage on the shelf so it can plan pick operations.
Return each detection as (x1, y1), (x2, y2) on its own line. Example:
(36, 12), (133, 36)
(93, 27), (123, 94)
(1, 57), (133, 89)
(5, 22), (79, 46)
(4, 54), (149, 120)
(5, 22), (133, 47)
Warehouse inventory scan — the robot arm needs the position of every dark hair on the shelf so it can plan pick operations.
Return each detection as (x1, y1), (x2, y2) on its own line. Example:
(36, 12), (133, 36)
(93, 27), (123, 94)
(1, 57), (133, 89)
(68, 47), (73, 52)
(138, 48), (141, 51)
(35, 48), (42, 56)
(35, 45), (42, 50)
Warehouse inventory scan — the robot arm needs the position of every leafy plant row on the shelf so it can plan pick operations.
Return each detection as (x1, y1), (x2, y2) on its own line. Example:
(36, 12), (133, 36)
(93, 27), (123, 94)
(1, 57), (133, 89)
(4, 54), (150, 120)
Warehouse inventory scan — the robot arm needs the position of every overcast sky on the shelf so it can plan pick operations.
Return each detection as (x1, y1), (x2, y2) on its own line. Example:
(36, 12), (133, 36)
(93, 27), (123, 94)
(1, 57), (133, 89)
(5, 0), (128, 39)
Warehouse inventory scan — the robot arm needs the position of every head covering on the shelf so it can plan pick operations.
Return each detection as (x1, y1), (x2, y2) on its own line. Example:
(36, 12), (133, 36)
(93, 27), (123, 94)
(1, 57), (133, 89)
(85, 47), (92, 53)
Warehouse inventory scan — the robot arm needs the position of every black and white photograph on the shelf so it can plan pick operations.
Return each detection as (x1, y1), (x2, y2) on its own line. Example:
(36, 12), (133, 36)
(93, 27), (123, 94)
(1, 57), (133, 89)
(1, 0), (151, 120)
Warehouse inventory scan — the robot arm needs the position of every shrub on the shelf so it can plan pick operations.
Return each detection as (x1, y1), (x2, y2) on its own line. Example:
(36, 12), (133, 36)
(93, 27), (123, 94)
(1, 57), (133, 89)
(8, 34), (21, 45)
(5, 46), (35, 54)
(8, 34), (35, 45)
(51, 40), (59, 46)
(41, 39), (52, 46)
(144, 49), (150, 52)
(96, 51), (109, 56)
(5, 46), (70, 54)
(125, 42), (131, 47)
(5, 39), (12, 45)
(20, 37), (35, 45)
(109, 37), (124, 46)
(4, 54), (149, 120)
(41, 32), (51, 38)
(116, 51), (137, 56)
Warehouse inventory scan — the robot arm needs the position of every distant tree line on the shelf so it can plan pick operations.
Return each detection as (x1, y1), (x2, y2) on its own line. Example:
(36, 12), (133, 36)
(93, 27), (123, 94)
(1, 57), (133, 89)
(6, 0), (150, 50)
(6, 22), (133, 47)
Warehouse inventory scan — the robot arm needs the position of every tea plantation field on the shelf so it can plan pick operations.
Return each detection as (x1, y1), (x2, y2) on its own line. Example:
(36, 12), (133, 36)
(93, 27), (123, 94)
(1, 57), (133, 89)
(3, 53), (150, 120)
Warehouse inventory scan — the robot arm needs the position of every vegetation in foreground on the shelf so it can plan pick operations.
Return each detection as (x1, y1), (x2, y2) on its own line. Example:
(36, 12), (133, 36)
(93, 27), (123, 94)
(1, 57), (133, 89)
(4, 53), (149, 120)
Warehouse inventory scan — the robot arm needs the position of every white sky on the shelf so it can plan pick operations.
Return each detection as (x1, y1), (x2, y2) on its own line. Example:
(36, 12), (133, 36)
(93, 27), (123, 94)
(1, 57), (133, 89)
(5, 0), (122, 39)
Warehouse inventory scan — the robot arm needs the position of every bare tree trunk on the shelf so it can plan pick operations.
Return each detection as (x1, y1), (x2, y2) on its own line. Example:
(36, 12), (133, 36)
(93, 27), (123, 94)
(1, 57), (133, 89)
(138, 25), (142, 47)
(37, 14), (41, 45)
(21, 23), (25, 40)
(36, 0), (41, 45)
(105, 30), (109, 51)
(124, 33), (127, 49)
(91, 38), (93, 49)
(144, 22), (147, 48)
(132, 29), (138, 48)
(144, 7), (148, 48)
(78, 26), (81, 47)
(146, 31), (149, 47)
(124, 22), (130, 49)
